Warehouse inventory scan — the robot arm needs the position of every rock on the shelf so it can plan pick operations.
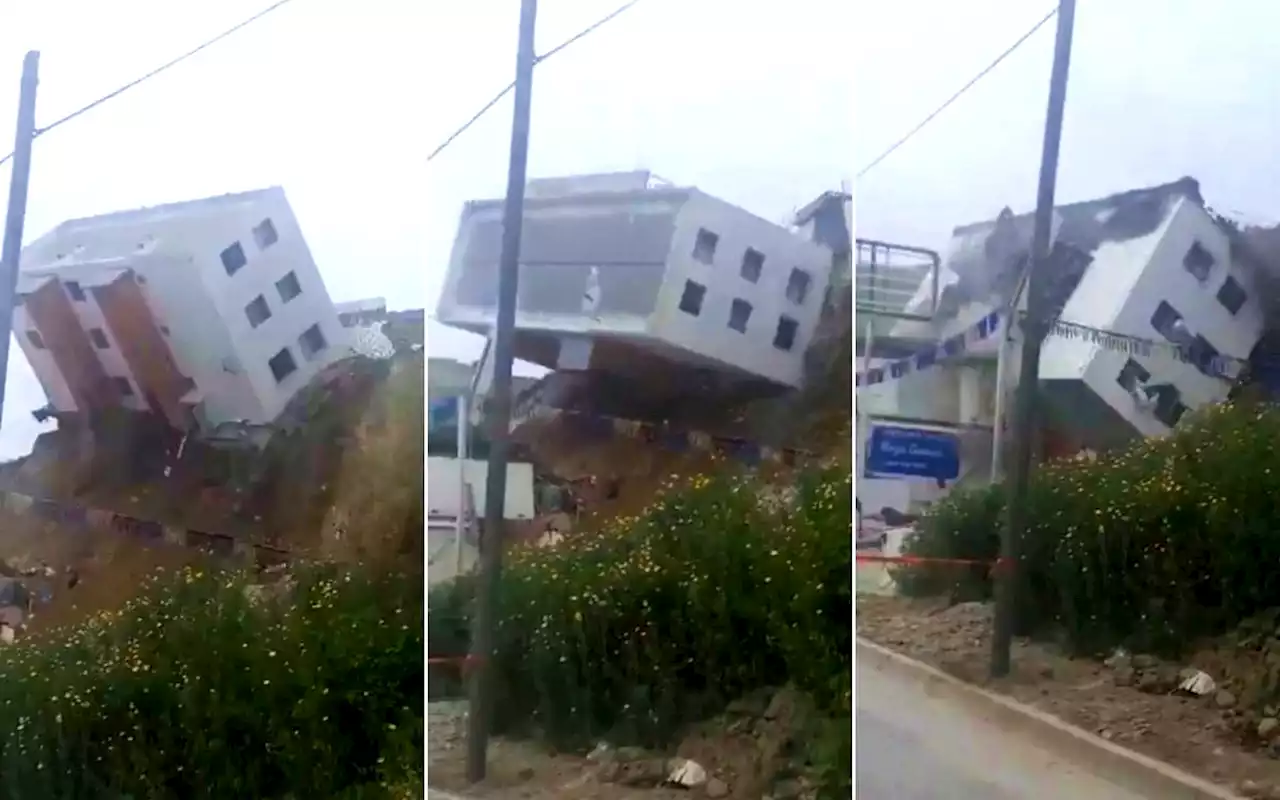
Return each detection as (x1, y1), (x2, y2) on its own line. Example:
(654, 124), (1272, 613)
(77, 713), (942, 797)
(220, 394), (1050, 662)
(615, 746), (648, 763)
(1239, 778), (1265, 798)
(517, 767), (535, 781)
(764, 686), (799, 721)
(668, 758), (707, 787)
(704, 777), (729, 798)
(1259, 718), (1280, 741)
(1132, 654), (1158, 669)
(1136, 672), (1162, 693)
(1114, 666), (1136, 687)
(1216, 690), (1238, 709)
(772, 778), (805, 799)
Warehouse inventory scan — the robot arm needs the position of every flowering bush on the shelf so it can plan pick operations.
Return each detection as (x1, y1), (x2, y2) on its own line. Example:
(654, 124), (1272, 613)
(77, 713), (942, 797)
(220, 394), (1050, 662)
(901, 399), (1280, 656)
(0, 563), (423, 799)
(432, 463), (852, 753)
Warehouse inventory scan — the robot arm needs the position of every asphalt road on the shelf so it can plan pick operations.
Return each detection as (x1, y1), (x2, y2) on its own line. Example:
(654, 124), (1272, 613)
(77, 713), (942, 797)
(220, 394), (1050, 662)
(856, 652), (1157, 799)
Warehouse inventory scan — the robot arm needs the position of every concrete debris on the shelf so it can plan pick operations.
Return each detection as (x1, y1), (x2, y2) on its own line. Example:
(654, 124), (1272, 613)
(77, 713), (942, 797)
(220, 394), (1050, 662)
(666, 757), (707, 787)
(1178, 669), (1216, 696)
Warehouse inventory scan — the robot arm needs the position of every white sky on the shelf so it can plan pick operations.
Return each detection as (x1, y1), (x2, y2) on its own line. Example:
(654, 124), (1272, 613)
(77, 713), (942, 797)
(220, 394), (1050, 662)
(2, 0), (1275, 459)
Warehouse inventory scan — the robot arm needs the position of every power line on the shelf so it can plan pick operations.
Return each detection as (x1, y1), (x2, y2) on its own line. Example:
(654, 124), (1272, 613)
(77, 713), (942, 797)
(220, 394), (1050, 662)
(0, 0), (299, 168)
(857, 6), (1059, 179)
(427, 0), (643, 163)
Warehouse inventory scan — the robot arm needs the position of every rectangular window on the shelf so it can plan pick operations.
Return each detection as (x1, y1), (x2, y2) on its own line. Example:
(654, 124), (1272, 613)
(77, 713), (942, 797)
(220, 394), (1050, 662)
(1154, 392), (1188, 428)
(89, 328), (109, 349)
(728, 298), (752, 333)
(275, 271), (302, 303)
(112, 377), (134, 397)
(692, 228), (719, 265)
(1150, 300), (1185, 341)
(1217, 275), (1247, 315)
(65, 280), (86, 302)
(773, 316), (799, 351)
(299, 323), (328, 360)
(221, 241), (248, 276)
(268, 347), (297, 383)
(25, 330), (44, 350)
(740, 248), (764, 283)
(1116, 359), (1151, 392)
(253, 218), (279, 250)
(678, 280), (706, 316)
(1189, 334), (1223, 377)
(245, 295), (272, 328)
(1183, 241), (1215, 281)
(785, 268), (812, 305)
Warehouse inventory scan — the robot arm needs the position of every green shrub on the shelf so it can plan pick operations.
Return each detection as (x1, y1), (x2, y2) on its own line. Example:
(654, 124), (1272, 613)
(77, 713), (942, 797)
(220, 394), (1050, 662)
(0, 563), (423, 799)
(900, 399), (1280, 656)
(895, 483), (1004, 601)
(432, 464), (852, 752)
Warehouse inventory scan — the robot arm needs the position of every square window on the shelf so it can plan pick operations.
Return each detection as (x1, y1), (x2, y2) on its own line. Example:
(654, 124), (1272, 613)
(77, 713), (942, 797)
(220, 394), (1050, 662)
(65, 280), (86, 302)
(1183, 241), (1214, 281)
(773, 315), (799, 351)
(740, 248), (764, 283)
(678, 280), (706, 316)
(88, 328), (109, 349)
(1155, 395), (1188, 428)
(268, 347), (297, 383)
(1217, 275), (1247, 315)
(245, 295), (272, 328)
(1116, 359), (1151, 392)
(692, 228), (719, 265)
(1190, 334), (1223, 377)
(253, 218), (279, 250)
(275, 271), (302, 303)
(26, 330), (44, 350)
(728, 298), (752, 333)
(112, 377), (134, 397)
(299, 323), (328, 360)
(220, 241), (248, 276)
(1150, 300), (1185, 341)
(785, 268), (812, 305)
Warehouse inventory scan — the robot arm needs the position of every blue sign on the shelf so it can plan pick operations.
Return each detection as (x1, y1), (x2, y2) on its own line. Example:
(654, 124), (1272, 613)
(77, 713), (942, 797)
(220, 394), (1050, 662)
(428, 397), (459, 432)
(863, 425), (960, 481)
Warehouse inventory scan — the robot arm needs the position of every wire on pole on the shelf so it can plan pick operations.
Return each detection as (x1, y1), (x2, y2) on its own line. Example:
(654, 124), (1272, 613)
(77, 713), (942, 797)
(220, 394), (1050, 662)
(856, 6), (1059, 179)
(0, 0), (299, 168)
(427, 0), (644, 163)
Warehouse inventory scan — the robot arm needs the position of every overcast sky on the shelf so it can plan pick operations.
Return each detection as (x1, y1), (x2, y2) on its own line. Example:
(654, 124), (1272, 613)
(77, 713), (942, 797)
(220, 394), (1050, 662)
(2, 0), (1272, 460)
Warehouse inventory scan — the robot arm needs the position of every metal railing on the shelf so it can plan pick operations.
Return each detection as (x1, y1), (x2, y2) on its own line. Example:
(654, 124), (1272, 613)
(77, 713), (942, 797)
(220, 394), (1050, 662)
(855, 239), (941, 321)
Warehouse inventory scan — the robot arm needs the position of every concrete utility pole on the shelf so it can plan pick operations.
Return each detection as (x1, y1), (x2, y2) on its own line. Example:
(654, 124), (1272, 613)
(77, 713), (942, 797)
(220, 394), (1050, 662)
(990, 0), (1076, 679)
(466, 0), (538, 783)
(0, 52), (40, 423)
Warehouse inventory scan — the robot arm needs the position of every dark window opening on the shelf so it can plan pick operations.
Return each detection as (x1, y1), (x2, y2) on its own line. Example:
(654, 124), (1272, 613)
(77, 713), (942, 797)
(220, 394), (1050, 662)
(299, 323), (328, 360)
(678, 280), (706, 316)
(268, 348), (297, 383)
(159, 325), (170, 336)
(773, 316), (799, 351)
(275, 271), (302, 303)
(245, 295), (272, 328)
(1189, 334), (1224, 378)
(253, 218), (279, 250)
(112, 377), (134, 397)
(741, 248), (764, 283)
(65, 281), (86, 302)
(692, 229), (719, 265)
(728, 298), (752, 333)
(1217, 275), (1247, 315)
(221, 242), (248, 276)
(785, 268), (812, 305)
(1151, 300), (1187, 342)
(1184, 241), (1215, 281)
(89, 328), (109, 349)
(26, 330), (44, 350)
(1116, 359), (1151, 392)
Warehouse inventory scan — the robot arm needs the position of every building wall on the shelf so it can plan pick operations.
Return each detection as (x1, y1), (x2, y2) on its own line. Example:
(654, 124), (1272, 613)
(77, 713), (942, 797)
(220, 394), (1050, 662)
(425, 457), (535, 521)
(1077, 198), (1266, 436)
(13, 301), (77, 413)
(18, 187), (346, 427)
(653, 190), (833, 387)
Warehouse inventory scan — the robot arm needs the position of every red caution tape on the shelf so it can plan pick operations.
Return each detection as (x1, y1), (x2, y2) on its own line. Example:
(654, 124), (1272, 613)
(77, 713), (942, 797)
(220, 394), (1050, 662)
(857, 554), (1015, 572)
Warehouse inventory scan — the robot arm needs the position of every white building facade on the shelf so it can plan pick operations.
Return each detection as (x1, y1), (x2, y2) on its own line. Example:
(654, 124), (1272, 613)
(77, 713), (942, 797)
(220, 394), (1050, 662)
(860, 178), (1268, 508)
(15, 187), (347, 432)
(436, 171), (834, 390)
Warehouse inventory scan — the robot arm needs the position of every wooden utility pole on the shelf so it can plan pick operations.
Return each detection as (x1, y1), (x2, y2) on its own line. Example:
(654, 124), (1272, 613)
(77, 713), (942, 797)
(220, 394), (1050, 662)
(990, 0), (1076, 679)
(465, 0), (538, 783)
(0, 52), (40, 421)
